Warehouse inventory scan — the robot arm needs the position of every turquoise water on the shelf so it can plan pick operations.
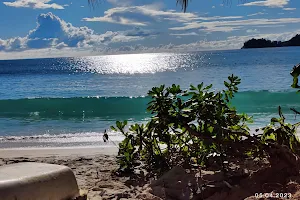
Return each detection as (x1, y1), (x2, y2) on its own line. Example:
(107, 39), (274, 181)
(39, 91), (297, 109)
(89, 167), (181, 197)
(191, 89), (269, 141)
(1, 47), (300, 147)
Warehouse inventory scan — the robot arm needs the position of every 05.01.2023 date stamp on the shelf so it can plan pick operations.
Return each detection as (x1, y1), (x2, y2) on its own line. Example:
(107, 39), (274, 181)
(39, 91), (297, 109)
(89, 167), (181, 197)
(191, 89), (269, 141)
(255, 193), (292, 199)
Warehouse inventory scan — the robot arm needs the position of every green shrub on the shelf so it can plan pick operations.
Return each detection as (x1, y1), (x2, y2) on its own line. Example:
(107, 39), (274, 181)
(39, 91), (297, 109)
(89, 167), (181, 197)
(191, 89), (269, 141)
(261, 106), (300, 155)
(111, 75), (256, 174)
(111, 73), (300, 175)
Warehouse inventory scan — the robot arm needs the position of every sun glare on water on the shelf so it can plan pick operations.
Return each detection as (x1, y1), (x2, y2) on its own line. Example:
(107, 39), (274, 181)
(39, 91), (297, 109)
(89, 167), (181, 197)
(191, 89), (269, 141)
(70, 53), (195, 74)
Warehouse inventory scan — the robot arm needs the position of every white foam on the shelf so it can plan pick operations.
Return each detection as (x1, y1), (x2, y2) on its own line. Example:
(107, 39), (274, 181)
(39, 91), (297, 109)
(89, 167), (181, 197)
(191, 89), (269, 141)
(0, 131), (124, 146)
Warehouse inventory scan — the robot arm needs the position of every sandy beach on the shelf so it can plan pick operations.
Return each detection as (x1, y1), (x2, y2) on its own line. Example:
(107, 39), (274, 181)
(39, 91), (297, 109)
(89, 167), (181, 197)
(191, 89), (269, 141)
(0, 147), (158, 200)
(0, 146), (118, 158)
(3, 146), (300, 200)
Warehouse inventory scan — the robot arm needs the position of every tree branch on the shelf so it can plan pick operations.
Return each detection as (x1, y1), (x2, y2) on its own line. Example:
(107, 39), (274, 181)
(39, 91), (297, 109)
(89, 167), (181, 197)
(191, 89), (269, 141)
(291, 108), (300, 115)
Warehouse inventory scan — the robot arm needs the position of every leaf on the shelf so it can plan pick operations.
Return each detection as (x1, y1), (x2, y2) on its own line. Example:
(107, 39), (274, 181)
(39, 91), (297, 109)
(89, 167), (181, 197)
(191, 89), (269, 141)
(190, 84), (197, 91)
(271, 118), (280, 123)
(116, 121), (121, 129)
(124, 152), (130, 162)
(204, 84), (213, 90)
(110, 126), (117, 131)
(224, 81), (230, 88)
(197, 83), (204, 91)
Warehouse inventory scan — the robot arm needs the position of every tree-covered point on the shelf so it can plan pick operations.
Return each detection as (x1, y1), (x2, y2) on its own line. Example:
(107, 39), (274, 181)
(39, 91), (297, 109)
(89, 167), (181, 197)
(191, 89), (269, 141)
(242, 34), (300, 49)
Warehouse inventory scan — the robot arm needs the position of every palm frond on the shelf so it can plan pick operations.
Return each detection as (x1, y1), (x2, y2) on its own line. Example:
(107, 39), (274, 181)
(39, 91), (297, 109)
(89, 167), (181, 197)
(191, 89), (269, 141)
(176, 0), (189, 12)
(88, 0), (100, 8)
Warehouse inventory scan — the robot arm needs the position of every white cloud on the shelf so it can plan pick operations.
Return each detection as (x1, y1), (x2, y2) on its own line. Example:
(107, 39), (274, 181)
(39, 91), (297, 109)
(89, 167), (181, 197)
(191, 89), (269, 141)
(247, 12), (265, 16)
(0, 13), (159, 51)
(246, 29), (260, 33)
(232, 30), (300, 44)
(3, 0), (65, 9)
(283, 7), (296, 10)
(82, 4), (243, 26)
(170, 17), (300, 32)
(255, 25), (286, 28)
(170, 32), (199, 36)
(0, 47), (97, 60)
(82, 5), (198, 25)
(115, 30), (300, 53)
(0, 37), (27, 51)
(84, 16), (147, 26)
(107, 0), (133, 6)
(241, 0), (289, 8)
(157, 30), (300, 52)
(197, 16), (243, 20)
(1, 29), (300, 60)
(1, 7), (300, 60)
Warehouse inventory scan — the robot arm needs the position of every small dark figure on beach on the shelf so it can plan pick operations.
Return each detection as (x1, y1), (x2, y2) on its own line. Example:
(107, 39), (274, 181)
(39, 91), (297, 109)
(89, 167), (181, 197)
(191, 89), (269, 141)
(103, 129), (108, 142)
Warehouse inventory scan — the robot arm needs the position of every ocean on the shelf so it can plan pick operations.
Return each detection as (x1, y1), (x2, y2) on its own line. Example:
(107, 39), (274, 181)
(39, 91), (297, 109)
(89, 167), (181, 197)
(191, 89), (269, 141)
(1, 47), (300, 148)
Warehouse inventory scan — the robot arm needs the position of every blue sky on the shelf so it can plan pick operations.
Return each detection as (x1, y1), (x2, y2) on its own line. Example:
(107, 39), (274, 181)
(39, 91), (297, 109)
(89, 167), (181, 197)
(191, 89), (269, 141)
(0, 0), (299, 59)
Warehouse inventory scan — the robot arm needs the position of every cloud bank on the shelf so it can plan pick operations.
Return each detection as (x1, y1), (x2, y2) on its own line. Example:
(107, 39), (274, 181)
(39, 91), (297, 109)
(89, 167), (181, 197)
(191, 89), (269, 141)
(3, 0), (65, 9)
(241, 0), (289, 8)
(1, 9), (300, 60)
(82, 4), (243, 29)
(0, 13), (158, 52)
(82, 3), (300, 34)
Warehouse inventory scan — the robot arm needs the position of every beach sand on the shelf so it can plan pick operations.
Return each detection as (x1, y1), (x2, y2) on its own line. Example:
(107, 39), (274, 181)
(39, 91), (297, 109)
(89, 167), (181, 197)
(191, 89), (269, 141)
(2, 147), (300, 200)
(0, 147), (157, 200)
(0, 146), (118, 158)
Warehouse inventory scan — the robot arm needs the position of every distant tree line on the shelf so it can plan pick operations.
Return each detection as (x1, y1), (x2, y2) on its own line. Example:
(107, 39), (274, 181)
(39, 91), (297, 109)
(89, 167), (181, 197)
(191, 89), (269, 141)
(242, 34), (300, 49)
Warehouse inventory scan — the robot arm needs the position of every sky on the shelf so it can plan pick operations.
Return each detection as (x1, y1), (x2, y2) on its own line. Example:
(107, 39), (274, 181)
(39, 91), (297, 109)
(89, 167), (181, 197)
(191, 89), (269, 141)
(0, 0), (300, 59)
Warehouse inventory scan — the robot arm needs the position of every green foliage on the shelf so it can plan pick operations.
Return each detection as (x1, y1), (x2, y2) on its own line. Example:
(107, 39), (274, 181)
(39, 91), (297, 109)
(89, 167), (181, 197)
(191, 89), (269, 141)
(109, 71), (300, 175)
(260, 106), (300, 154)
(109, 67), (300, 174)
(111, 120), (140, 172)
(291, 64), (300, 88)
(111, 75), (256, 174)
